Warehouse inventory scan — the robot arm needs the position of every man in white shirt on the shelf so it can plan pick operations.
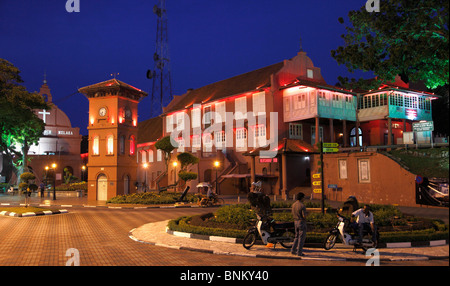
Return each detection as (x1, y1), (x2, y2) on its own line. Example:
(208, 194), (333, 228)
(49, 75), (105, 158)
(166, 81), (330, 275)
(352, 205), (377, 244)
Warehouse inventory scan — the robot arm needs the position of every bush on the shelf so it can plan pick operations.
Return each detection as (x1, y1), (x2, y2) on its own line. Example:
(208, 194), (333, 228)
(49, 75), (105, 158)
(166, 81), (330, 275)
(167, 203), (449, 244)
(107, 191), (199, 205)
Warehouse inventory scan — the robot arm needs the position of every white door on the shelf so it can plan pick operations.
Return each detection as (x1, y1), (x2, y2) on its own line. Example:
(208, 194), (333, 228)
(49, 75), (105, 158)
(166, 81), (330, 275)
(97, 175), (108, 201)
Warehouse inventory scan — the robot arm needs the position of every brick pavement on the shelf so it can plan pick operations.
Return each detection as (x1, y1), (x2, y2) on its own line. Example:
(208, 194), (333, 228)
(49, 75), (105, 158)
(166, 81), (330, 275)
(1, 194), (448, 266)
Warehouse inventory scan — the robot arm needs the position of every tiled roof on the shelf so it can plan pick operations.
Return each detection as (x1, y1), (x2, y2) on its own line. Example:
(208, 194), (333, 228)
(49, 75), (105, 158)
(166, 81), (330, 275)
(79, 79), (148, 98)
(164, 62), (284, 114)
(137, 116), (163, 144)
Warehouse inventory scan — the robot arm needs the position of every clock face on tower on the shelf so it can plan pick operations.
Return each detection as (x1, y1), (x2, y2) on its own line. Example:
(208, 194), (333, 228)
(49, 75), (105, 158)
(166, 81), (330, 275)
(99, 107), (107, 117)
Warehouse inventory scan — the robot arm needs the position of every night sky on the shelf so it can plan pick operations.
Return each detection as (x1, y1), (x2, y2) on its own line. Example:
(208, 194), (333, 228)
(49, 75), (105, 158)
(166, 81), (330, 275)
(1, 0), (371, 135)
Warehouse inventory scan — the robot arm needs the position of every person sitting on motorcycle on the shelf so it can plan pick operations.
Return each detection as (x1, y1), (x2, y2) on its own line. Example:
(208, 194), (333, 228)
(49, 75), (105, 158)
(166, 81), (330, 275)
(352, 205), (377, 244)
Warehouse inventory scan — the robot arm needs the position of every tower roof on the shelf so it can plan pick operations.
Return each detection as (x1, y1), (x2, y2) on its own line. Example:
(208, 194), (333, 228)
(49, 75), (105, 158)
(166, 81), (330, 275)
(78, 79), (148, 101)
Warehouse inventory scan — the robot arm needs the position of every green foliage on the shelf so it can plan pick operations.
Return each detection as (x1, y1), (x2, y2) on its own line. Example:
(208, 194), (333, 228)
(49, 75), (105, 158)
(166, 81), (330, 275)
(177, 152), (199, 171)
(332, 0), (449, 90)
(107, 191), (199, 205)
(0, 58), (50, 176)
(63, 168), (78, 184)
(178, 171), (198, 182)
(20, 172), (35, 182)
(155, 135), (178, 172)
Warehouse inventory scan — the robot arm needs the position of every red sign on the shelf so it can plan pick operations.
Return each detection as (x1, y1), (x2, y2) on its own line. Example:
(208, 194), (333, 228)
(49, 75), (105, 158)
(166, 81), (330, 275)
(260, 158), (278, 163)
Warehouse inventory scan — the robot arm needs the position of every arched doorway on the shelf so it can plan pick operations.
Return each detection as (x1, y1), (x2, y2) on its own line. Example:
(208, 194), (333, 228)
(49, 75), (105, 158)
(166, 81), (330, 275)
(350, 127), (363, 147)
(124, 175), (129, 195)
(97, 174), (108, 201)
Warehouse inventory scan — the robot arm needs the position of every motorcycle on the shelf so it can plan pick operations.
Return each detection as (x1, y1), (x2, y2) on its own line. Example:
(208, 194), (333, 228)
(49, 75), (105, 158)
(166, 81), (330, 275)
(324, 213), (378, 252)
(243, 215), (295, 249)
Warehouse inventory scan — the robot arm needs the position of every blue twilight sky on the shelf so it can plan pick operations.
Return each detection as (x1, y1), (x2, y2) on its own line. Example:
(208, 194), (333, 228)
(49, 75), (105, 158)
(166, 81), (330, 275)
(0, 0), (372, 135)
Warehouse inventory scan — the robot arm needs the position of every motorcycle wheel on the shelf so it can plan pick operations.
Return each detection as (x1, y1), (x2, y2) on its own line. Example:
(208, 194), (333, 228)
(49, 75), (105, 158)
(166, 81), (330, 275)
(216, 198), (225, 205)
(324, 233), (337, 250)
(243, 232), (257, 250)
(280, 231), (295, 249)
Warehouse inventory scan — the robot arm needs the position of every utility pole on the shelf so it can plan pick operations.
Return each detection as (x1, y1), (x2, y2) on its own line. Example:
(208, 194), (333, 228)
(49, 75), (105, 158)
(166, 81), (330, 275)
(147, 0), (173, 117)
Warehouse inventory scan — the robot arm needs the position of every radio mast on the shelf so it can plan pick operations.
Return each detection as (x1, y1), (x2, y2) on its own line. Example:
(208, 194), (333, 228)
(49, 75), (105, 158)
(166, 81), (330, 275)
(147, 0), (173, 117)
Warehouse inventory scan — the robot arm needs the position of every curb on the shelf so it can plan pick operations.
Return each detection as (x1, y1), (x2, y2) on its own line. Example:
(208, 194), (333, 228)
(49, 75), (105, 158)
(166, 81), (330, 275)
(1, 202), (206, 209)
(0, 209), (68, 217)
(128, 226), (449, 262)
(165, 228), (449, 249)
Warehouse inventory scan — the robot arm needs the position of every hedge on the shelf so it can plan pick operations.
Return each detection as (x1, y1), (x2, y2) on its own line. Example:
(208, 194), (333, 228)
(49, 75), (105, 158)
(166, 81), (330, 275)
(167, 215), (449, 244)
(167, 203), (449, 244)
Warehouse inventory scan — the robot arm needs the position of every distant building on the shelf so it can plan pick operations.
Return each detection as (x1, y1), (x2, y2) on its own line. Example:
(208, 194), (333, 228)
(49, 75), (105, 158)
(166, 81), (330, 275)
(2, 79), (83, 185)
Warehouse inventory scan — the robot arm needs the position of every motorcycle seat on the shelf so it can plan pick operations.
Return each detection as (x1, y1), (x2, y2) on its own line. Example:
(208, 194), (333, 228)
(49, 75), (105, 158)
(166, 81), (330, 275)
(272, 222), (294, 230)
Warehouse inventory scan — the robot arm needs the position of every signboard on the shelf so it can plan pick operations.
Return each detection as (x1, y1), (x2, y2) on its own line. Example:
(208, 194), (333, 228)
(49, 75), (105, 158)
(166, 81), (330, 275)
(323, 142), (339, 148)
(312, 181), (321, 186)
(328, 184), (338, 189)
(323, 147), (339, 153)
(312, 173), (321, 179)
(412, 121), (434, 132)
(259, 158), (278, 163)
(313, 188), (322, 193)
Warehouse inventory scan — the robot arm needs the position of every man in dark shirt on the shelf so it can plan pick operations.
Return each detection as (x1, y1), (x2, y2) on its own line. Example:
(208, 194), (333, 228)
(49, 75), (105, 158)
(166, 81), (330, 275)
(291, 192), (307, 256)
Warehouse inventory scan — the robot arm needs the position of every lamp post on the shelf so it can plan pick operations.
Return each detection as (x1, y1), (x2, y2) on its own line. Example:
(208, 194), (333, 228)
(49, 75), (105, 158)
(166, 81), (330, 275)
(173, 161), (178, 191)
(214, 160), (220, 194)
(143, 163), (148, 192)
(45, 163), (57, 200)
(81, 165), (86, 182)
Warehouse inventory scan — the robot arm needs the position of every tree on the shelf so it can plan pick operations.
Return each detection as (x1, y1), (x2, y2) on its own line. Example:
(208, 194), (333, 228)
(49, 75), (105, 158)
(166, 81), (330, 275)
(177, 152), (199, 183)
(0, 59), (49, 181)
(154, 135), (178, 173)
(331, 0), (448, 90)
(154, 135), (178, 192)
(19, 172), (36, 207)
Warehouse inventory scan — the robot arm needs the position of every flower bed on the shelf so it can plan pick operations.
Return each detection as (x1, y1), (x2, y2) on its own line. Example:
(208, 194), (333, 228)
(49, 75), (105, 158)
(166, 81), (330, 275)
(107, 191), (200, 205)
(167, 204), (449, 244)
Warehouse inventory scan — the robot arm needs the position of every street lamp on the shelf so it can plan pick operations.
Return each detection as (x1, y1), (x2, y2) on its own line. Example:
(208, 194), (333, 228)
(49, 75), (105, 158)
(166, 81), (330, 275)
(81, 165), (86, 182)
(45, 163), (57, 200)
(143, 163), (148, 192)
(214, 160), (220, 194)
(173, 161), (178, 191)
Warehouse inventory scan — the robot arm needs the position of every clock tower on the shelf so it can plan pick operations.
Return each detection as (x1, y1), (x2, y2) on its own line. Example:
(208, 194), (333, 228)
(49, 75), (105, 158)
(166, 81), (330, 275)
(79, 79), (147, 201)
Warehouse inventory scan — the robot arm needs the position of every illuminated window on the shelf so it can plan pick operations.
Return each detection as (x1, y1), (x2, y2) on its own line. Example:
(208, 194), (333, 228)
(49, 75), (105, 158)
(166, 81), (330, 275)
(307, 69), (313, 79)
(92, 136), (99, 155)
(129, 136), (135, 155)
(202, 133), (212, 152)
(215, 102), (226, 123)
(141, 150), (147, 163)
(148, 150), (154, 162)
(192, 108), (201, 128)
(235, 97), (247, 120)
(107, 135), (114, 155)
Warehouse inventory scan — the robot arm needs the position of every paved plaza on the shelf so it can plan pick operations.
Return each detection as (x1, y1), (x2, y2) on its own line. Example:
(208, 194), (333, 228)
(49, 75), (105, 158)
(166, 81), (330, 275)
(0, 194), (448, 266)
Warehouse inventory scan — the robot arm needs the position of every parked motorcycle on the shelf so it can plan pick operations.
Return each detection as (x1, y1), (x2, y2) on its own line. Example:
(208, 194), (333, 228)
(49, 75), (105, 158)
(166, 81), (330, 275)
(324, 213), (379, 252)
(243, 216), (295, 249)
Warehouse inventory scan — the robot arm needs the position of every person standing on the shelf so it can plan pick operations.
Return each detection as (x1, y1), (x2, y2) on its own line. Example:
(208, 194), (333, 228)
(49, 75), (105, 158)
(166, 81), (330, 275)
(291, 192), (307, 256)
(40, 182), (45, 198)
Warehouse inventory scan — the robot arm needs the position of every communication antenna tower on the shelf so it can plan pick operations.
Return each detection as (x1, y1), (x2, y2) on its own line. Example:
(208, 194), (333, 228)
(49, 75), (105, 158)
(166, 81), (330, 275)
(147, 0), (173, 117)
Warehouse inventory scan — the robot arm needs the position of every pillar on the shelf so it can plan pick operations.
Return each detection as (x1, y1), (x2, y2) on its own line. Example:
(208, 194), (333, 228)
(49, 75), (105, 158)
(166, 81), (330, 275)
(315, 116), (320, 147)
(343, 120), (347, 147)
(281, 152), (288, 200)
(388, 117), (392, 146)
(250, 155), (256, 191)
(329, 118), (334, 143)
